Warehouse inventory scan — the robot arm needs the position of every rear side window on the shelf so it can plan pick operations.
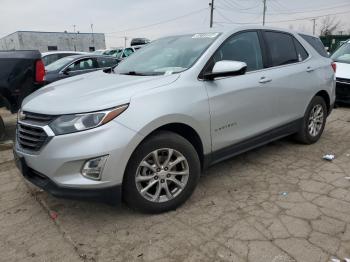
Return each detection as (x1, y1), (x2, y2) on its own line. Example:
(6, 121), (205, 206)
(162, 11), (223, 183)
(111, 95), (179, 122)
(293, 38), (309, 61)
(264, 31), (298, 67)
(300, 34), (328, 57)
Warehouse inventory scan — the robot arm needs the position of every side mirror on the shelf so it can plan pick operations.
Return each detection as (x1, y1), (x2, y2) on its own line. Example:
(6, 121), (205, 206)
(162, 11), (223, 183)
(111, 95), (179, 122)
(203, 61), (247, 80)
(62, 68), (71, 75)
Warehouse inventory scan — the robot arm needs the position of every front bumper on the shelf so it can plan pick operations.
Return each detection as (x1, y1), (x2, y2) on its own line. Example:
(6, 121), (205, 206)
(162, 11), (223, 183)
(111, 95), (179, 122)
(14, 119), (145, 202)
(335, 78), (350, 104)
(14, 153), (121, 203)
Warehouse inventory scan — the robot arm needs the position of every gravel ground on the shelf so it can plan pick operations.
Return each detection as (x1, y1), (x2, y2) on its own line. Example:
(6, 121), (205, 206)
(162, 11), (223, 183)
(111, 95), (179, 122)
(1, 107), (350, 262)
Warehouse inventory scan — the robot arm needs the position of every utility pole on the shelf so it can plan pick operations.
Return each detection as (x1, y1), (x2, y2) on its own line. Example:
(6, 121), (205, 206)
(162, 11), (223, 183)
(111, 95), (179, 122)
(73, 25), (77, 51)
(90, 24), (95, 50)
(311, 19), (316, 35)
(209, 0), (214, 28)
(124, 36), (127, 48)
(262, 0), (267, 26)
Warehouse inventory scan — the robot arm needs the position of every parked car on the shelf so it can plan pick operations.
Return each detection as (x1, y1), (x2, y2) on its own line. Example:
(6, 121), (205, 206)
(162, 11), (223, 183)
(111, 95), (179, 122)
(92, 49), (107, 55)
(130, 38), (150, 47)
(0, 50), (45, 113)
(112, 47), (135, 60)
(331, 39), (350, 104)
(42, 51), (87, 66)
(14, 26), (335, 213)
(45, 55), (120, 84)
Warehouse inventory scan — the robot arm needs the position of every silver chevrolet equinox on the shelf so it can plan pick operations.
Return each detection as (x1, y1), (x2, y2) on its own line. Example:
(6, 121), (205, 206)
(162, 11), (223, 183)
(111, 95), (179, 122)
(14, 26), (336, 213)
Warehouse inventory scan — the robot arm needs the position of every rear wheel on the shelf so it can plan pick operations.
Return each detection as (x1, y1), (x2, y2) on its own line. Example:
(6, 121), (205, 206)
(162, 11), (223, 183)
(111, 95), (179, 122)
(295, 96), (327, 144)
(123, 131), (200, 213)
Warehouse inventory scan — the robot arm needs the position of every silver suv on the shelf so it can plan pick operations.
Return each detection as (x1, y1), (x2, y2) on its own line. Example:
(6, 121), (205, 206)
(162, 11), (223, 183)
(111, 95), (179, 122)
(14, 26), (336, 213)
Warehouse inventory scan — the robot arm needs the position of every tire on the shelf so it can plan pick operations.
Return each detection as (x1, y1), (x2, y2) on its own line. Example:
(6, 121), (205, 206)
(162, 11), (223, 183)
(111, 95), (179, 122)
(123, 131), (201, 213)
(295, 96), (327, 144)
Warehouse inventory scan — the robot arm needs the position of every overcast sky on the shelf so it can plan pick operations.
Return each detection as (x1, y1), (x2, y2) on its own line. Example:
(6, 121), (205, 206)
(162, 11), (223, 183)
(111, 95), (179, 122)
(1, 0), (350, 48)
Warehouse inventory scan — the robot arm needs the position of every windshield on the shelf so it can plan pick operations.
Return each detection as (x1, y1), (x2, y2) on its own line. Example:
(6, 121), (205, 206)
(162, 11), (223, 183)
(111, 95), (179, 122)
(46, 56), (75, 71)
(116, 33), (220, 76)
(112, 49), (123, 59)
(331, 42), (350, 64)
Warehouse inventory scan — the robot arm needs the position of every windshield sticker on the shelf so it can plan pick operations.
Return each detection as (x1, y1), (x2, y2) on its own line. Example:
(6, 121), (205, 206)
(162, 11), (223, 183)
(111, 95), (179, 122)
(192, 33), (219, 39)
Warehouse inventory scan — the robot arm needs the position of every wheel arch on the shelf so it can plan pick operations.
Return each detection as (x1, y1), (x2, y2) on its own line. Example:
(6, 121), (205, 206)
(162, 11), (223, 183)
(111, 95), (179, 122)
(315, 90), (330, 114)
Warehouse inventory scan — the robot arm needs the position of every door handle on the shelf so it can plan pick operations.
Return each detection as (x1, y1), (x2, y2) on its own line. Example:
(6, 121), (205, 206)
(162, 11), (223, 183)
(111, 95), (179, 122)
(259, 77), (272, 84)
(306, 66), (314, 72)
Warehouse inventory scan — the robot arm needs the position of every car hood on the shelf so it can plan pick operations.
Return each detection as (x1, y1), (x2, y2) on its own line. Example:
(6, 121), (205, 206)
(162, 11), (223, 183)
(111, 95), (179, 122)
(335, 62), (350, 79)
(22, 70), (180, 115)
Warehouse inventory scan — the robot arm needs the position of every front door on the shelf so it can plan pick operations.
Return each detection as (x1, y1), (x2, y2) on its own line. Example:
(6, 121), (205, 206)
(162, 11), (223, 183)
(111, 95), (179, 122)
(203, 31), (277, 152)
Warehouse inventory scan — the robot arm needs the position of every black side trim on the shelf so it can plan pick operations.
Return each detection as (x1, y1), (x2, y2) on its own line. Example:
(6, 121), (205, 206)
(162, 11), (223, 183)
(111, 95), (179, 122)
(205, 118), (302, 167)
(14, 153), (121, 205)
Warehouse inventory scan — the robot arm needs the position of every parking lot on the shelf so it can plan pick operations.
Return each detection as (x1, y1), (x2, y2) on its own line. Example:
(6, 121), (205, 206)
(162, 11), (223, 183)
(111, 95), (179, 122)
(0, 107), (350, 262)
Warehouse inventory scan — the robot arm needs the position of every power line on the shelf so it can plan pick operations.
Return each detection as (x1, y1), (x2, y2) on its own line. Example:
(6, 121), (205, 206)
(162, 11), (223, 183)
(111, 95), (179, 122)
(106, 8), (208, 34)
(216, 2), (350, 16)
(216, 8), (350, 25)
(267, 2), (350, 15)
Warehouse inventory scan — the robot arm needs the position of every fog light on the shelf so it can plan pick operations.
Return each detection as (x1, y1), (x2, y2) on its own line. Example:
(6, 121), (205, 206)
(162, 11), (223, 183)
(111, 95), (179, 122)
(81, 155), (108, 180)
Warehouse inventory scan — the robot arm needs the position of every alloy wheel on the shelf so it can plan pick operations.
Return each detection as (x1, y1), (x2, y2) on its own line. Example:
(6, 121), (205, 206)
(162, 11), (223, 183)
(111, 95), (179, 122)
(135, 148), (189, 203)
(308, 104), (324, 137)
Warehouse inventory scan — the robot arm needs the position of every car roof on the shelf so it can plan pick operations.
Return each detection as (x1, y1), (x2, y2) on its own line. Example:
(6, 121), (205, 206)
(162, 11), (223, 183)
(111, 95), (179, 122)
(42, 51), (87, 56)
(166, 25), (313, 39)
(63, 54), (117, 60)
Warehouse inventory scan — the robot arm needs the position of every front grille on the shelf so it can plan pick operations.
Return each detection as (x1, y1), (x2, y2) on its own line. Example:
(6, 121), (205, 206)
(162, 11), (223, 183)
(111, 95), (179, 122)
(336, 78), (350, 85)
(21, 111), (56, 125)
(17, 124), (49, 152)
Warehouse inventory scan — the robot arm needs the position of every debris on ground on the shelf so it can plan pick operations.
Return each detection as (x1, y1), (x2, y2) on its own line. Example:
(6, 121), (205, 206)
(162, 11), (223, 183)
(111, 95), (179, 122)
(323, 154), (335, 161)
(345, 177), (350, 180)
(280, 192), (288, 196)
(49, 211), (58, 220)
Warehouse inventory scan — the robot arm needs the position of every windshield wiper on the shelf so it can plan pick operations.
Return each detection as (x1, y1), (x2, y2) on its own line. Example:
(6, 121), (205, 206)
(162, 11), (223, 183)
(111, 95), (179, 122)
(119, 71), (146, 76)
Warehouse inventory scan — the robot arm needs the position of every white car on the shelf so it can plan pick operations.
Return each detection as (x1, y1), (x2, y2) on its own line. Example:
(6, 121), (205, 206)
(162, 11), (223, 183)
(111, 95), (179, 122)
(331, 40), (350, 104)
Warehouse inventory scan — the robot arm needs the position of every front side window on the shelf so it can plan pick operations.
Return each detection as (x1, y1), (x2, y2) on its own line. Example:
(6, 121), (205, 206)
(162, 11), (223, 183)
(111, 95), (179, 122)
(331, 42), (350, 64)
(207, 31), (263, 73)
(97, 57), (118, 67)
(264, 32), (299, 67)
(67, 58), (97, 71)
(116, 33), (220, 76)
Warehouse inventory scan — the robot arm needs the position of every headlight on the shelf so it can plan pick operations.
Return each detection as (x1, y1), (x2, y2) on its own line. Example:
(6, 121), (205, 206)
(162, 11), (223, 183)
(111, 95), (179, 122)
(49, 104), (128, 135)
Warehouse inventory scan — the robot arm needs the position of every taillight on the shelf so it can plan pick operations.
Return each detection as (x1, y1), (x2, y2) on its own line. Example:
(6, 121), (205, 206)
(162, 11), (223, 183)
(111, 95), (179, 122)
(35, 59), (45, 83)
(331, 62), (336, 73)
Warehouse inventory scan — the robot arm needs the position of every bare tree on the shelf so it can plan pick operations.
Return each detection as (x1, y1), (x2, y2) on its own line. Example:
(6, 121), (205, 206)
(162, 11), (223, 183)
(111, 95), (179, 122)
(319, 16), (342, 36)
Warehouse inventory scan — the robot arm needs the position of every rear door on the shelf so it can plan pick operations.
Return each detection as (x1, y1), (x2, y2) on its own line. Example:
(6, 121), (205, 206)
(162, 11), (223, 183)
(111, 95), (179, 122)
(260, 30), (315, 124)
(204, 30), (279, 152)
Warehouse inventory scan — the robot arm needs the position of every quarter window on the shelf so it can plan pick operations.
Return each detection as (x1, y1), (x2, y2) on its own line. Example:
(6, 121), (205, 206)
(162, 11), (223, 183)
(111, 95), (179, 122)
(208, 31), (263, 72)
(293, 38), (309, 61)
(264, 32), (299, 66)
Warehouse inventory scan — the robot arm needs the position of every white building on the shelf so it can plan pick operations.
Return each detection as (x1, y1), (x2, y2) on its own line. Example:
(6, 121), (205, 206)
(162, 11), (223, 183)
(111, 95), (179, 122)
(0, 31), (106, 52)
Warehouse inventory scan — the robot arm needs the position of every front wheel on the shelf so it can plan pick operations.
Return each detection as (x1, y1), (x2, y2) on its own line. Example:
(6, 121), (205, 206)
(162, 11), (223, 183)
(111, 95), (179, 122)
(123, 131), (201, 213)
(295, 96), (327, 144)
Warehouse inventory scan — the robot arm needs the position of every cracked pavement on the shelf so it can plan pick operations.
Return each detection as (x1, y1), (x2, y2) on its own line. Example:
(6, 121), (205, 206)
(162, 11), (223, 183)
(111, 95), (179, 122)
(1, 108), (350, 262)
